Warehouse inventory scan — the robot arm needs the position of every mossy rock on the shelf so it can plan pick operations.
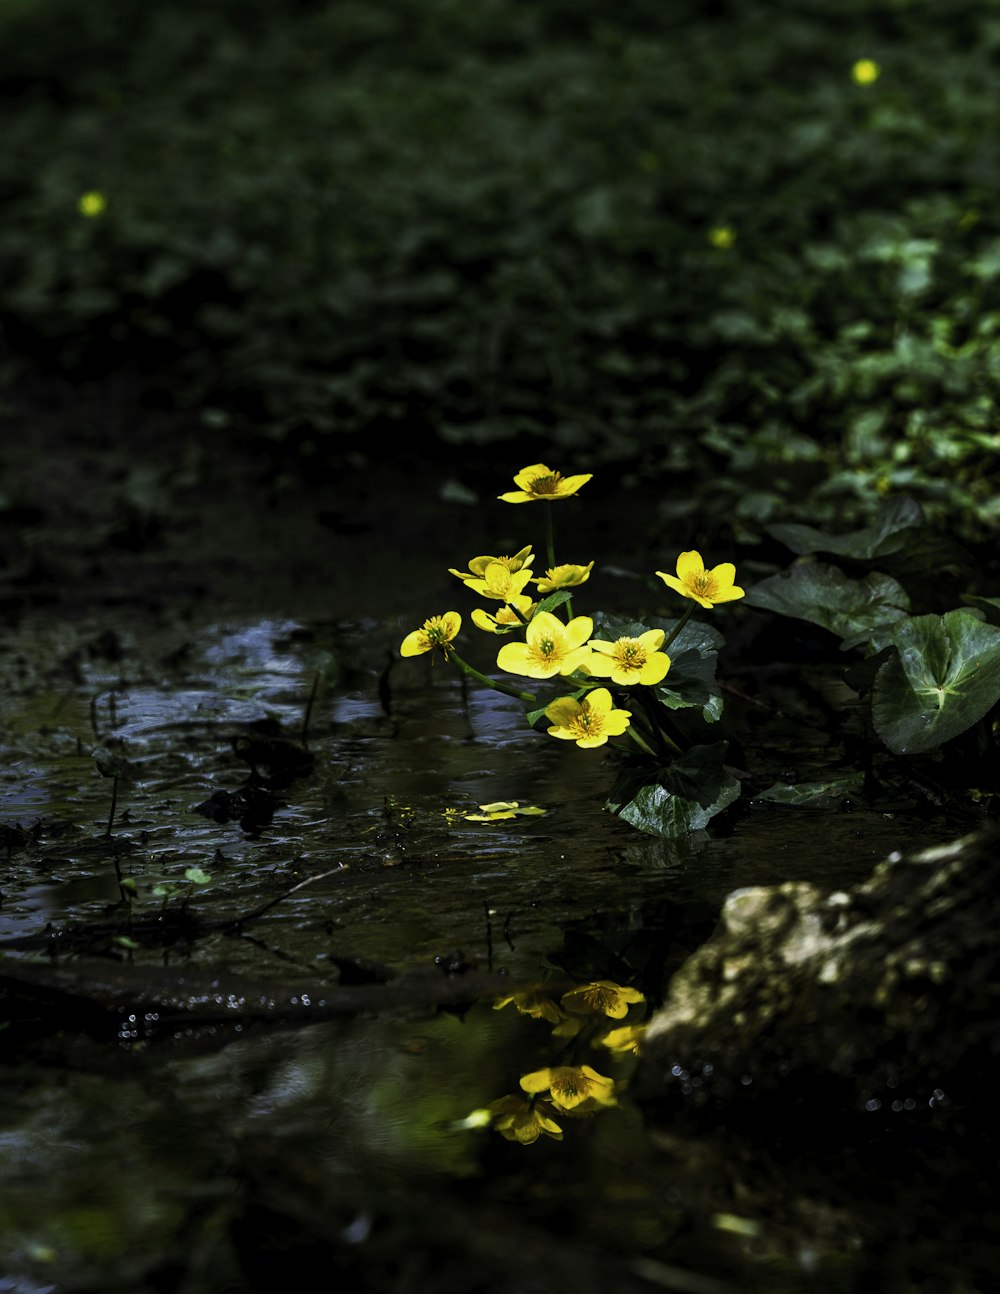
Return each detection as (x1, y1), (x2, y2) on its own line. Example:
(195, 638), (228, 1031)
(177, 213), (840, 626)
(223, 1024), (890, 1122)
(635, 829), (1000, 1124)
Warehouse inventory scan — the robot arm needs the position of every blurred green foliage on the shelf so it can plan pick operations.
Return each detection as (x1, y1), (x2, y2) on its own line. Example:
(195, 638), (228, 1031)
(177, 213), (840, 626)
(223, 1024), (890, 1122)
(2, 0), (998, 532)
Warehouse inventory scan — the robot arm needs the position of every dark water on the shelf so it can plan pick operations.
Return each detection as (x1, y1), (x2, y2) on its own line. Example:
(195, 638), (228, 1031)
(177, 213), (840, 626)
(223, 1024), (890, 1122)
(0, 613), (985, 1292)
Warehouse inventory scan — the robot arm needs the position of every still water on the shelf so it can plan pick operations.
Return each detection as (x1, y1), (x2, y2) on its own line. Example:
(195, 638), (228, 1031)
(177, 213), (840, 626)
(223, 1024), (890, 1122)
(0, 614), (987, 1292)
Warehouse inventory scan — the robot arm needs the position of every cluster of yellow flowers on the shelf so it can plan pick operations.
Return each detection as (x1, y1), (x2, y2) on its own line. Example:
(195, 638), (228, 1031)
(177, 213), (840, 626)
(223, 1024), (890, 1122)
(479, 978), (647, 1144)
(401, 463), (745, 751)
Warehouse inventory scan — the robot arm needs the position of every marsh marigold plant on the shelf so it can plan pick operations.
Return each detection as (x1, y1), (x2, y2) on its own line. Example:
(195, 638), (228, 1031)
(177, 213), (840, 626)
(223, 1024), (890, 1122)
(399, 463), (747, 839)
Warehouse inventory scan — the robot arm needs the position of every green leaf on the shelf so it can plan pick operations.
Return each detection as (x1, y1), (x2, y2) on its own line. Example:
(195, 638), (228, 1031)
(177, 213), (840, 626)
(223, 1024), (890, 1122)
(768, 497), (923, 559)
(591, 613), (654, 640)
(184, 867), (212, 885)
(605, 743), (740, 837)
(744, 562), (910, 643)
(656, 647), (723, 722)
(755, 773), (864, 807)
(871, 611), (1000, 753)
(962, 595), (1000, 627)
(591, 612), (724, 720)
(591, 613), (723, 655)
(535, 590), (572, 617)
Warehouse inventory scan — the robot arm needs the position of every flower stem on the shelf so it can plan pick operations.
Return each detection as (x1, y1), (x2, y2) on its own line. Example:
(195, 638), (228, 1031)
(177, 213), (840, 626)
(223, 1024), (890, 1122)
(450, 650), (537, 703)
(626, 724), (658, 757)
(637, 690), (682, 756)
(544, 505), (556, 571)
(661, 604), (695, 654)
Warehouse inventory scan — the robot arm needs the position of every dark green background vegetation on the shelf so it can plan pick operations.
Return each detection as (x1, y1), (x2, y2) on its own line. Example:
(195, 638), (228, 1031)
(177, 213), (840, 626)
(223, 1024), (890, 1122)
(3, 0), (999, 534)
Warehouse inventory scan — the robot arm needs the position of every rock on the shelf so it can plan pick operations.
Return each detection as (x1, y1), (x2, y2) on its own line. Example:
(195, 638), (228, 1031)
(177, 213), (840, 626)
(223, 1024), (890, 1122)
(634, 828), (1000, 1123)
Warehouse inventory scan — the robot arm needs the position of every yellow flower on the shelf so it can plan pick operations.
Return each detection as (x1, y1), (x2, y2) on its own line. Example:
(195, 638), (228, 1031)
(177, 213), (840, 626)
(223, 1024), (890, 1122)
(493, 985), (563, 1024)
(400, 611), (461, 658)
(499, 463), (592, 504)
(587, 630), (670, 686)
(466, 801), (546, 821)
(519, 1064), (617, 1112)
(852, 58), (880, 85)
(561, 980), (646, 1019)
(449, 546), (534, 581)
(496, 610), (593, 680)
(78, 190), (107, 217)
(544, 688), (631, 749)
(551, 1014), (585, 1038)
(708, 225), (735, 249)
(598, 1024), (647, 1057)
(463, 561), (535, 609)
(656, 551), (745, 609)
(471, 604), (536, 634)
(534, 562), (594, 594)
(488, 1095), (563, 1144)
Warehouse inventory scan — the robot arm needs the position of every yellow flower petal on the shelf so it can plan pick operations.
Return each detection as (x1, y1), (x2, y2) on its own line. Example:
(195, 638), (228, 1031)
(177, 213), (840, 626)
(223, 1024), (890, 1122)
(599, 1024), (647, 1056)
(588, 632), (670, 686)
(499, 464), (593, 503)
(520, 1064), (617, 1111)
(543, 688), (631, 748)
(518, 1068), (555, 1095)
(489, 1095), (563, 1143)
(451, 547), (536, 582)
(561, 980), (646, 1019)
(399, 612), (462, 657)
(464, 563), (535, 603)
(534, 561), (594, 593)
(656, 551), (745, 609)
(496, 611), (594, 679)
(494, 988), (563, 1023)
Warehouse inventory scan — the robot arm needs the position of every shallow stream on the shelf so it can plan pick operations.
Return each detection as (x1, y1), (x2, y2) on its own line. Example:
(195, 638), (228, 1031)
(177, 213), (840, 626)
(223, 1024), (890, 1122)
(0, 610), (990, 1292)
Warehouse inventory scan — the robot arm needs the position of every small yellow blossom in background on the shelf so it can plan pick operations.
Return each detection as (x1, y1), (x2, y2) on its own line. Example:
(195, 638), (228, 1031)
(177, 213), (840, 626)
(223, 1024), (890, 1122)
(520, 1064), (617, 1112)
(708, 226), (735, 249)
(587, 630), (670, 687)
(497, 610), (594, 679)
(471, 604), (536, 634)
(449, 546), (534, 581)
(462, 560), (535, 609)
(465, 801), (547, 821)
(598, 1024), (648, 1057)
(493, 985), (564, 1023)
(499, 463), (593, 504)
(488, 1095), (563, 1143)
(561, 980), (646, 1019)
(852, 58), (880, 85)
(534, 561), (594, 594)
(399, 611), (461, 658)
(452, 1107), (493, 1130)
(544, 688), (631, 749)
(78, 190), (107, 217)
(656, 551), (745, 609)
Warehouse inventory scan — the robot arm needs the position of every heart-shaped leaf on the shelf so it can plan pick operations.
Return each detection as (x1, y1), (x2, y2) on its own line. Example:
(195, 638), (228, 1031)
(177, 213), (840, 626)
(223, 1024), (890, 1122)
(755, 773), (864, 807)
(871, 610), (1000, 753)
(656, 647), (723, 722)
(768, 496), (923, 560)
(744, 562), (909, 643)
(605, 743), (740, 836)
